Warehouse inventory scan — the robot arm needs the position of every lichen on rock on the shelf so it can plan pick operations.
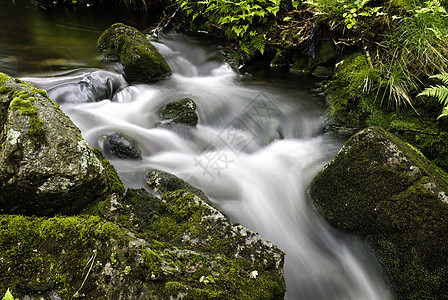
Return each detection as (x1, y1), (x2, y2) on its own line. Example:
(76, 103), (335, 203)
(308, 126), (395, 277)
(310, 126), (448, 299)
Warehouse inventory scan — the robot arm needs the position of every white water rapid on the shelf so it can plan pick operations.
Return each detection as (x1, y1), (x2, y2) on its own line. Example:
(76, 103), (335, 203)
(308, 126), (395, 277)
(25, 34), (392, 299)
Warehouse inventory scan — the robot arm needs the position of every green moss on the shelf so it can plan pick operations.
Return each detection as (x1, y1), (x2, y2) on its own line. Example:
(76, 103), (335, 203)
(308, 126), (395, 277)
(162, 190), (209, 222)
(326, 52), (381, 128)
(0, 215), (123, 298)
(8, 91), (47, 148)
(165, 281), (188, 295)
(140, 249), (163, 280)
(0, 73), (10, 84)
(29, 115), (47, 148)
(0, 86), (13, 94)
(9, 92), (38, 116)
(92, 147), (125, 195)
(90, 187), (285, 299)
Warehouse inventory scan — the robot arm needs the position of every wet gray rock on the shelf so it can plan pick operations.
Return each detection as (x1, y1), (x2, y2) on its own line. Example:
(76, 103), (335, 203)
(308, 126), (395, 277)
(99, 132), (142, 160)
(0, 73), (111, 216)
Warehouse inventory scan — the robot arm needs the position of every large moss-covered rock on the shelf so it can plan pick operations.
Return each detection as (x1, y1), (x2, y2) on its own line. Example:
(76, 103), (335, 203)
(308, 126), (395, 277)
(310, 126), (448, 299)
(97, 23), (171, 84)
(0, 215), (154, 299)
(0, 73), (116, 216)
(94, 187), (285, 300)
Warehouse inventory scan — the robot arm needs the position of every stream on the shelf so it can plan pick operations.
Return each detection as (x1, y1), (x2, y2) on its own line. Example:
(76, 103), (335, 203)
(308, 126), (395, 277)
(1, 2), (392, 299)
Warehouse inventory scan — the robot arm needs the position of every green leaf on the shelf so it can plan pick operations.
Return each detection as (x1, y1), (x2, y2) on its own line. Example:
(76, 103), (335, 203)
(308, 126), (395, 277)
(2, 289), (15, 300)
(418, 85), (448, 106)
(430, 73), (448, 86)
(267, 5), (280, 15)
(233, 26), (244, 36)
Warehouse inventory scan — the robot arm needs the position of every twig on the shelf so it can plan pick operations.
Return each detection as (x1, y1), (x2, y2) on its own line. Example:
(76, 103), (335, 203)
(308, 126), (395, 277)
(391, 129), (439, 136)
(153, 5), (181, 35)
(330, 125), (361, 132)
(73, 250), (97, 298)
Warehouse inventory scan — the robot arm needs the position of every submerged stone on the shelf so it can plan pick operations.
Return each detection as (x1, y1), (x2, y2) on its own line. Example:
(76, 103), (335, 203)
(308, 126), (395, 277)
(310, 126), (448, 299)
(97, 23), (171, 84)
(0, 73), (114, 216)
(41, 70), (128, 103)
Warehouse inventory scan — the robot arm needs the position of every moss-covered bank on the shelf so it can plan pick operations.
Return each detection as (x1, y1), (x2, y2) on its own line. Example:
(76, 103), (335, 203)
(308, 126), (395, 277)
(310, 127), (448, 299)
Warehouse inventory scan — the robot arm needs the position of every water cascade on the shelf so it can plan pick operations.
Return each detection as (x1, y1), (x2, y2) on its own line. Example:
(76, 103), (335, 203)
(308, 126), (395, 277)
(1, 3), (392, 298)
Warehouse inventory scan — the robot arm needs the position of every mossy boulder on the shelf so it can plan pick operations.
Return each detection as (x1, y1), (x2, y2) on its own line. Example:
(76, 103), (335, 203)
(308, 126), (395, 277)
(97, 23), (171, 84)
(91, 187), (286, 299)
(310, 126), (448, 299)
(0, 73), (116, 216)
(158, 97), (198, 126)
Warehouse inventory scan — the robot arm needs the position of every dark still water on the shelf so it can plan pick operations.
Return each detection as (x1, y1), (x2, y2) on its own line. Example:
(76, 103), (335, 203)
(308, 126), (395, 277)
(0, 2), (392, 299)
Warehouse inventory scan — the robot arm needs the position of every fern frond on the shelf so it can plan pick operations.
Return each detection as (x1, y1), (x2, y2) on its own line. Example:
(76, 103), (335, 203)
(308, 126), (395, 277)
(429, 73), (448, 85)
(418, 85), (448, 106)
(437, 106), (448, 120)
(251, 35), (266, 55)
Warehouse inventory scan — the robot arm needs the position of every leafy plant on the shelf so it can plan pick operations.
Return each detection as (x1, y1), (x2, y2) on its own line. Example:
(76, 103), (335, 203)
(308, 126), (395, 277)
(179, 0), (284, 55)
(2, 289), (16, 300)
(371, 0), (448, 113)
(418, 73), (448, 119)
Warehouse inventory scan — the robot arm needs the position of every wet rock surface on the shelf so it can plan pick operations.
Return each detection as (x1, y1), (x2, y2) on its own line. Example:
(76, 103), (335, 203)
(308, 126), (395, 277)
(99, 132), (142, 160)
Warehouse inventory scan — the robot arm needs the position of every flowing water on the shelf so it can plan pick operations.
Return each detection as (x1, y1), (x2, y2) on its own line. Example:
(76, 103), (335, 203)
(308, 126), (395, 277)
(1, 2), (392, 299)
